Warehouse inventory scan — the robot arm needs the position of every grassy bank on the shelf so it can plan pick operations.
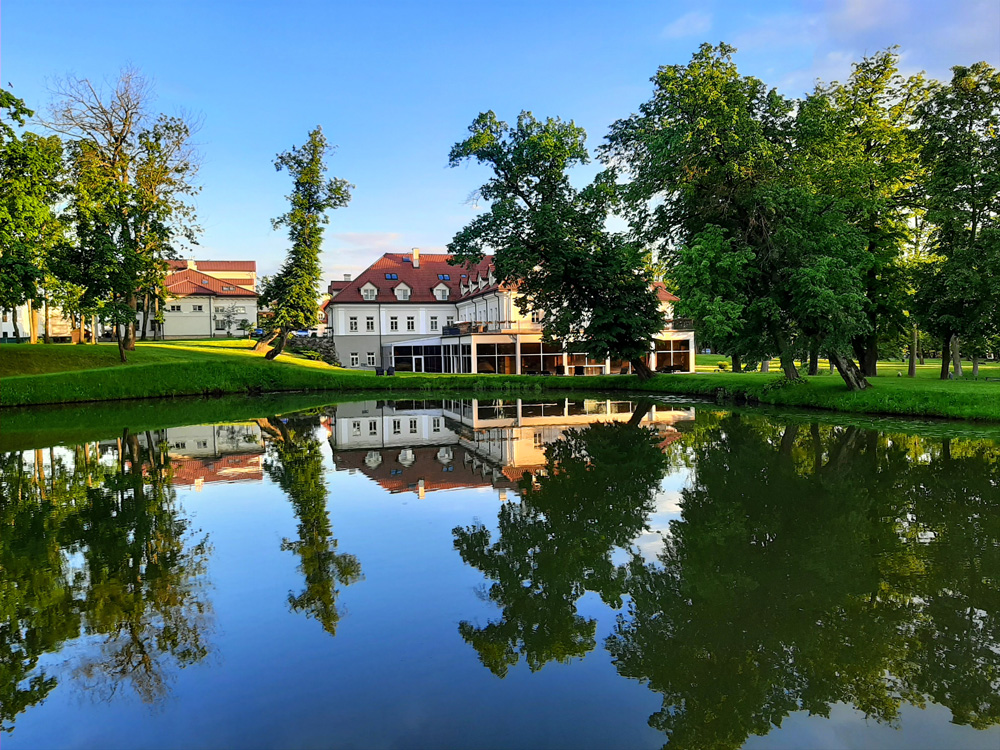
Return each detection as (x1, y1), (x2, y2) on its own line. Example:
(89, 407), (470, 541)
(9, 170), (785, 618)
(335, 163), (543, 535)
(3, 340), (999, 422)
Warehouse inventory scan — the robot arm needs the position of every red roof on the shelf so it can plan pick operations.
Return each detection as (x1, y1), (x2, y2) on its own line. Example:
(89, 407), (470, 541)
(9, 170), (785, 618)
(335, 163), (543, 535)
(332, 252), (491, 304)
(170, 453), (263, 486)
(165, 268), (258, 298)
(333, 445), (506, 493)
(654, 282), (679, 303)
(167, 260), (257, 272)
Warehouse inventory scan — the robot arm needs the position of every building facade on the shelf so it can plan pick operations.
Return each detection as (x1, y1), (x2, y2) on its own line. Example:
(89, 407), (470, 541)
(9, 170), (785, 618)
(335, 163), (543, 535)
(325, 248), (695, 374)
(143, 260), (258, 339)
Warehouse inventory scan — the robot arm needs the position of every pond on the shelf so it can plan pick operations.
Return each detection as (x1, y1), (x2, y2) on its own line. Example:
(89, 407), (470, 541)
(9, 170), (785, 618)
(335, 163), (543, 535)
(2, 395), (999, 749)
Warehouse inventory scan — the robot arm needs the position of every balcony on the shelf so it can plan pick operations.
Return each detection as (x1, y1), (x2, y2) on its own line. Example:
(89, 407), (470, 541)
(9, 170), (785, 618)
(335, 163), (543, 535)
(442, 320), (543, 336)
(663, 318), (695, 332)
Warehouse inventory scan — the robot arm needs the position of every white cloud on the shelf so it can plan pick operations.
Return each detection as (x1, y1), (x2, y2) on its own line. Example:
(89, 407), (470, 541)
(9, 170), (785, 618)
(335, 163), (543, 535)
(662, 11), (712, 39)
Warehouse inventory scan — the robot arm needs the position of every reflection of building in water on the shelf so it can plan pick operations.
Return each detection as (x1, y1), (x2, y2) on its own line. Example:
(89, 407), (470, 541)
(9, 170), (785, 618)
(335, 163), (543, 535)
(97, 423), (265, 489)
(329, 399), (695, 498)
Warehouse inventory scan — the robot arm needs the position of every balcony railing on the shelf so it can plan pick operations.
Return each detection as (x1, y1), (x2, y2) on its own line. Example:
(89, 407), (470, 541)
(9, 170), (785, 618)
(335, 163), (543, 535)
(442, 320), (543, 336)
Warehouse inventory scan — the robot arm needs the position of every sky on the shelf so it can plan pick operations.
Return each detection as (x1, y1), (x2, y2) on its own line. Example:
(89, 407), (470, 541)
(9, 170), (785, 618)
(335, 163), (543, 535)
(4, 0), (999, 282)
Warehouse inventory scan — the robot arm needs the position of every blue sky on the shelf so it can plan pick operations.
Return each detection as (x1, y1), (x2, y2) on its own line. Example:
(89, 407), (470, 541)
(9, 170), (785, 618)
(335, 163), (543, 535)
(5, 0), (999, 281)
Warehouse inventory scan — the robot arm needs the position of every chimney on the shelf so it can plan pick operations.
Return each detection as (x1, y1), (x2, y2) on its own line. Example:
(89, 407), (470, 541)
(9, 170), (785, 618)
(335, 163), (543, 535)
(412, 247), (420, 268)
(186, 259), (197, 270)
(344, 273), (351, 281)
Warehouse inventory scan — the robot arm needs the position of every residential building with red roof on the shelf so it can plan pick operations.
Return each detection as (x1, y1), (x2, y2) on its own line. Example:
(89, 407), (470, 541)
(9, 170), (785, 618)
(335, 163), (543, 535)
(325, 248), (695, 373)
(144, 259), (258, 339)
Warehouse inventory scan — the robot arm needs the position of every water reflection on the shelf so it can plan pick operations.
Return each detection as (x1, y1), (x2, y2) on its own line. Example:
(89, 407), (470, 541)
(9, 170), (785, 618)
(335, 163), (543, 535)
(0, 434), (212, 731)
(606, 414), (1000, 749)
(262, 415), (362, 636)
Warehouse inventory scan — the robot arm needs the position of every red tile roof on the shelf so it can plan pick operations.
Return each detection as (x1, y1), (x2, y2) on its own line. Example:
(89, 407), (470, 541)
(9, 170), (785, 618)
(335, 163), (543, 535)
(165, 260), (257, 272)
(654, 282), (680, 303)
(333, 445), (503, 494)
(333, 252), (492, 304)
(170, 453), (264, 486)
(165, 268), (259, 298)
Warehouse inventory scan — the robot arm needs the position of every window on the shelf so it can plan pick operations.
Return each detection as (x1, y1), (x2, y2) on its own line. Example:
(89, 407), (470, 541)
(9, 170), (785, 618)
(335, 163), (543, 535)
(430, 317), (438, 331)
(392, 419), (401, 435)
(352, 420), (361, 436)
(366, 316), (375, 331)
(432, 417), (441, 433)
(169, 304), (181, 312)
(397, 288), (410, 300)
(436, 287), (449, 300)
(406, 316), (415, 331)
(196, 440), (208, 449)
(446, 316), (454, 327)
(192, 305), (204, 312)
(234, 306), (246, 314)
(215, 306), (225, 313)
(409, 418), (418, 434)
(202, 279), (210, 285)
(531, 310), (543, 323)
(362, 287), (377, 300)
(350, 352), (359, 367)
(366, 351), (376, 365)
(390, 317), (398, 331)
(172, 441), (187, 450)
(349, 316), (358, 332)
(437, 274), (450, 280)
(368, 419), (378, 435)
(384, 273), (398, 280)
(223, 286), (236, 291)
(215, 320), (227, 330)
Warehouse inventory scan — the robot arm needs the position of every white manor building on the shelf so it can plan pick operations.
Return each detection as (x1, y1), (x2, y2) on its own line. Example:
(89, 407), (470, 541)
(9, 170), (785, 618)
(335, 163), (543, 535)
(324, 248), (695, 375)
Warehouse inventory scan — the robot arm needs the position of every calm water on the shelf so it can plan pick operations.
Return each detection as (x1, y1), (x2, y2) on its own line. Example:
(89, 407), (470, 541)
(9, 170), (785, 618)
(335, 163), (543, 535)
(2, 396), (999, 750)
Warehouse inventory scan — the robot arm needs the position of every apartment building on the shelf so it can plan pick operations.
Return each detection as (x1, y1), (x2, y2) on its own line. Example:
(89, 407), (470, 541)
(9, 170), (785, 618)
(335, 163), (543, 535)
(144, 260), (258, 339)
(325, 248), (695, 374)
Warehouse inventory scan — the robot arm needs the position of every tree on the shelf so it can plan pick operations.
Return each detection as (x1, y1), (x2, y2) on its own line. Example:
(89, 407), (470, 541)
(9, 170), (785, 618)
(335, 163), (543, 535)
(801, 49), (929, 377)
(217, 302), (239, 336)
(604, 44), (872, 389)
(0, 92), (64, 342)
(47, 67), (200, 354)
(259, 127), (352, 360)
(912, 62), (1000, 378)
(448, 111), (664, 378)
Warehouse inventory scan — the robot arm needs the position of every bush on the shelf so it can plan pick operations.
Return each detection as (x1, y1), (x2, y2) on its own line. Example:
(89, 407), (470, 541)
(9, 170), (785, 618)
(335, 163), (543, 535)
(717, 361), (729, 372)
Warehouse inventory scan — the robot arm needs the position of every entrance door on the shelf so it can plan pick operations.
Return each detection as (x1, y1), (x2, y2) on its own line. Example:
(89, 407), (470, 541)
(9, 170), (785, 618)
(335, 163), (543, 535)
(413, 355), (424, 373)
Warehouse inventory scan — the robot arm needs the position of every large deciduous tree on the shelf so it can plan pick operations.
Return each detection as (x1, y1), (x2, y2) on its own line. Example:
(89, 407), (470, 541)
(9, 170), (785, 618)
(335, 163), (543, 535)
(47, 67), (199, 355)
(447, 111), (663, 378)
(912, 62), (1000, 379)
(603, 44), (871, 389)
(260, 126), (352, 360)
(0, 92), (64, 342)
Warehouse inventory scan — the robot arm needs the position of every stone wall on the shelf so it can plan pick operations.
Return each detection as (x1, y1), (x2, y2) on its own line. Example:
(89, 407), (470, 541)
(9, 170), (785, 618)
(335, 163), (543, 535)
(285, 336), (340, 365)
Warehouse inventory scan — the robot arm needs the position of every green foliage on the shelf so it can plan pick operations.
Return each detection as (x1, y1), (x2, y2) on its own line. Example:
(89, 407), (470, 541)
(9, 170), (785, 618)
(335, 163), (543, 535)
(448, 111), (662, 364)
(260, 127), (352, 348)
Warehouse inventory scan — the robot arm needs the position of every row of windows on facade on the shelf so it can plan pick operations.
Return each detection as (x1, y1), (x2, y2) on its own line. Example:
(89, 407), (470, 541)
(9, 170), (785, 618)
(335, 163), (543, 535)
(165, 304), (247, 314)
(362, 447), (456, 473)
(350, 352), (378, 366)
(362, 285), (450, 301)
(350, 417), (443, 436)
(345, 314), (455, 333)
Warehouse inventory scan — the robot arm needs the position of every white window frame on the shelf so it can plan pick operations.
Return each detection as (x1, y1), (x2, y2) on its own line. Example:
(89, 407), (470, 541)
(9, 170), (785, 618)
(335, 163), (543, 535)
(430, 317), (438, 331)
(192, 304), (204, 312)
(406, 316), (415, 331)
(349, 316), (358, 332)
(366, 352), (376, 366)
(366, 316), (375, 332)
(350, 352), (359, 367)
(409, 418), (418, 434)
(390, 317), (398, 331)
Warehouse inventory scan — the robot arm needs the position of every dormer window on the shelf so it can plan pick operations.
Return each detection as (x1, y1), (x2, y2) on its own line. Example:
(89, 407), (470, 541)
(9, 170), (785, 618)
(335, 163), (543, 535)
(361, 283), (378, 301)
(394, 283), (411, 301)
(433, 282), (450, 301)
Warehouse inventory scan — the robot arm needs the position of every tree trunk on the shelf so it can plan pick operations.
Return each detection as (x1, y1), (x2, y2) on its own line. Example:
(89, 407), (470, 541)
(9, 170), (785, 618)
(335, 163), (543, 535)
(828, 351), (871, 391)
(950, 334), (963, 378)
(265, 330), (289, 360)
(779, 351), (801, 380)
(973, 357), (979, 378)
(115, 325), (128, 363)
(908, 326), (917, 378)
(140, 294), (150, 341)
(627, 399), (655, 427)
(123, 293), (137, 351)
(779, 423), (799, 457)
(731, 353), (742, 373)
(92, 315), (98, 345)
(43, 295), (52, 344)
(28, 304), (38, 343)
(939, 335), (951, 379)
(852, 332), (878, 377)
(761, 359), (770, 373)
(253, 332), (278, 352)
(629, 357), (654, 381)
(808, 350), (819, 376)
(12, 314), (20, 342)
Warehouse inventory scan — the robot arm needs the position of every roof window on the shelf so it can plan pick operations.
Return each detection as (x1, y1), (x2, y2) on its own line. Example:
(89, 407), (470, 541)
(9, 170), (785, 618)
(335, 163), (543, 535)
(402, 257), (411, 263)
(437, 274), (450, 280)
(385, 273), (398, 280)
(202, 279), (209, 285)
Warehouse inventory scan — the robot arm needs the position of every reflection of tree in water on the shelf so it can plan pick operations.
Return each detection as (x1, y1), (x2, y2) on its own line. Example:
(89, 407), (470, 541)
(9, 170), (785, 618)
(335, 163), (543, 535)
(453, 420), (670, 677)
(607, 414), (1000, 750)
(0, 432), (213, 730)
(263, 417), (361, 636)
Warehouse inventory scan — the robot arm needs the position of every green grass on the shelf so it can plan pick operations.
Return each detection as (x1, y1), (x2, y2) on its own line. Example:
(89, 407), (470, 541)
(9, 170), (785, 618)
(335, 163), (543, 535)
(3, 340), (1000, 423)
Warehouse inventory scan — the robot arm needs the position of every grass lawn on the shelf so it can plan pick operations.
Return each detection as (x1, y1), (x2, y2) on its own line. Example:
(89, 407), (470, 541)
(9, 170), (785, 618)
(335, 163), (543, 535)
(3, 340), (1000, 422)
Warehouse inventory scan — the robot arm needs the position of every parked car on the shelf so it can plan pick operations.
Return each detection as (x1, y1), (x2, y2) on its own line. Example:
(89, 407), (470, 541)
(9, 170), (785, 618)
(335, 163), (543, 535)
(253, 328), (264, 336)
(292, 330), (311, 337)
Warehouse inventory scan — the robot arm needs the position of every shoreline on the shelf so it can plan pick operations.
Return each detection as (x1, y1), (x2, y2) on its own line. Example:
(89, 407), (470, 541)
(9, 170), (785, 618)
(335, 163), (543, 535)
(4, 356), (1000, 423)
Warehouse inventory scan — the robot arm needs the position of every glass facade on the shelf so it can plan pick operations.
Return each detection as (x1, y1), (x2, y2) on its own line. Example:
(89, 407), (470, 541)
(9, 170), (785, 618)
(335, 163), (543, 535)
(476, 342), (517, 374)
(654, 338), (691, 371)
